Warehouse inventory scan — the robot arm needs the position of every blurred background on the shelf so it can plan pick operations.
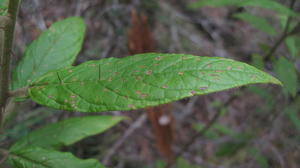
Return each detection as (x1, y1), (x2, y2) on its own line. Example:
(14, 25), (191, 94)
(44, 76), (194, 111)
(1, 0), (300, 168)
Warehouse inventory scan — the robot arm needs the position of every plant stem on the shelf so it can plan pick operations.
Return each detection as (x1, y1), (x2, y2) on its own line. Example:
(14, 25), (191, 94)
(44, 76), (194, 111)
(263, 0), (297, 62)
(0, 0), (21, 130)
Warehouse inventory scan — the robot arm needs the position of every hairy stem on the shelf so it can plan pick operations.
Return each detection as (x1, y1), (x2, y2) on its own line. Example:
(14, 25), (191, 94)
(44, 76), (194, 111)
(0, 0), (21, 130)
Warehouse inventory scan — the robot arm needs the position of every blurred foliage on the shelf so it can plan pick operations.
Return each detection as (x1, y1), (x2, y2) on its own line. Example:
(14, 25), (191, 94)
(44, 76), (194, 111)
(274, 57), (298, 97)
(0, 0), (7, 15)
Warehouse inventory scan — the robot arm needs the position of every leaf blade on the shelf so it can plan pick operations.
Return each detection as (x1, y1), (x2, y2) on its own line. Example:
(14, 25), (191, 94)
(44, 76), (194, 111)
(28, 53), (281, 112)
(274, 57), (298, 97)
(12, 17), (86, 90)
(10, 116), (124, 151)
(233, 12), (276, 35)
(9, 147), (105, 168)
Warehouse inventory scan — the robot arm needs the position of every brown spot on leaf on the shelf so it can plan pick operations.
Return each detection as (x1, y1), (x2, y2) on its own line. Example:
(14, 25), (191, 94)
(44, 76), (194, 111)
(178, 72), (184, 75)
(155, 56), (162, 61)
(190, 90), (197, 95)
(199, 87), (208, 90)
(146, 70), (153, 75)
(251, 75), (257, 80)
(128, 104), (136, 109)
(88, 64), (96, 67)
(209, 73), (219, 77)
(237, 66), (243, 70)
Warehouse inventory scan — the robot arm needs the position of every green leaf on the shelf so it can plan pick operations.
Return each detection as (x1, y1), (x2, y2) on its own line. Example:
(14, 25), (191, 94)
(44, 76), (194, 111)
(189, 0), (298, 17)
(274, 57), (298, 97)
(176, 158), (198, 168)
(28, 53), (281, 112)
(250, 54), (264, 70)
(0, 0), (7, 15)
(286, 36), (300, 59)
(193, 123), (235, 139)
(9, 147), (105, 168)
(10, 116), (124, 151)
(12, 17), (86, 90)
(215, 133), (251, 157)
(233, 12), (276, 35)
(248, 148), (269, 168)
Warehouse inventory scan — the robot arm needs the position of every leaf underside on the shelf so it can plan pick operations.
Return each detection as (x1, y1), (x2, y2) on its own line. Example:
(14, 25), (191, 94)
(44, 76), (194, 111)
(12, 17), (85, 90)
(10, 116), (124, 151)
(28, 53), (281, 112)
(9, 147), (104, 168)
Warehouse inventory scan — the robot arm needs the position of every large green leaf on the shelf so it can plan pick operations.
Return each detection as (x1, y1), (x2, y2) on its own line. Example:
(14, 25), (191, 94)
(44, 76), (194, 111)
(12, 17), (86, 90)
(233, 12), (276, 35)
(9, 147), (104, 168)
(10, 116), (123, 151)
(274, 57), (298, 97)
(189, 0), (298, 17)
(28, 53), (281, 112)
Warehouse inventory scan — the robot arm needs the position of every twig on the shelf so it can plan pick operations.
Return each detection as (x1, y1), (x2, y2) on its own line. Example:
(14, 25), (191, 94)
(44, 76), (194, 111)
(263, 0), (297, 62)
(9, 87), (28, 97)
(102, 114), (147, 165)
(164, 94), (239, 168)
(0, 0), (21, 130)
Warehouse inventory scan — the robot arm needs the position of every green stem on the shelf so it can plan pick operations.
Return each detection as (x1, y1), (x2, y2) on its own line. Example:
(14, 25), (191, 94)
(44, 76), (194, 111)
(0, 0), (21, 130)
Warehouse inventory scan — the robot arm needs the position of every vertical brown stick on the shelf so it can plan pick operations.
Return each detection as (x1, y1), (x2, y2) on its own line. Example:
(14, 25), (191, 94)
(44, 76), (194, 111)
(0, 0), (21, 129)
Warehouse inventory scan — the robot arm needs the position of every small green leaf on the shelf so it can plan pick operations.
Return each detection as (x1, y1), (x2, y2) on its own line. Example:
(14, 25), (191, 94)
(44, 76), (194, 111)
(12, 17), (86, 90)
(189, 0), (298, 17)
(215, 133), (251, 157)
(248, 148), (269, 168)
(233, 12), (276, 35)
(28, 53), (281, 112)
(9, 147), (105, 168)
(250, 54), (264, 70)
(176, 158), (198, 168)
(0, 0), (7, 15)
(10, 116), (124, 151)
(286, 36), (300, 59)
(274, 57), (298, 97)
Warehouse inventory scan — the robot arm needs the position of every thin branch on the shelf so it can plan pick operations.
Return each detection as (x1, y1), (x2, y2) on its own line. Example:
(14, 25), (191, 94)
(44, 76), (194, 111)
(9, 87), (28, 97)
(102, 114), (147, 166)
(263, 0), (297, 62)
(164, 94), (239, 168)
(0, 0), (21, 130)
